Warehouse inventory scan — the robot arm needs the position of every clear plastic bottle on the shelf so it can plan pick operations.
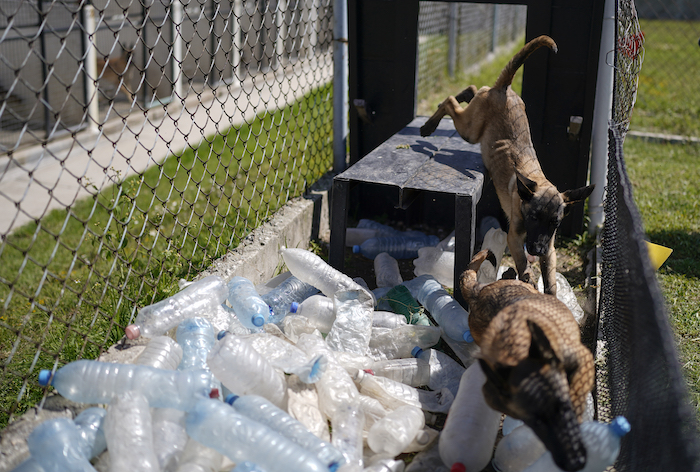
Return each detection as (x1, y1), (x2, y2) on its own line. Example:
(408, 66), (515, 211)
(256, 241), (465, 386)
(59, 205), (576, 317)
(372, 311), (408, 329)
(290, 294), (336, 334)
(521, 417), (631, 472)
(104, 391), (160, 472)
(133, 335), (184, 370)
(402, 275), (473, 343)
(244, 332), (327, 384)
(294, 333), (361, 420)
(537, 272), (585, 325)
(152, 407), (189, 471)
(281, 247), (367, 299)
(352, 235), (440, 260)
(175, 439), (224, 472)
(331, 401), (366, 471)
(206, 334), (287, 408)
(411, 347), (465, 396)
(492, 424), (546, 472)
(345, 227), (379, 247)
(177, 317), (217, 371)
(413, 247), (455, 288)
(227, 276), (269, 329)
(439, 362), (501, 472)
(363, 459), (406, 472)
(368, 324), (441, 361)
(226, 394), (345, 471)
(262, 275), (319, 325)
(354, 369), (454, 414)
(38, 360), (213, 410)
(477, 227), (508, 284)
(230, 462), (267, 472)
(326, 289), (374, 356)
(125, 275), (229, 339)
(357, 394), (388, 431)
(374, 252), (403, 288)
(23, 407), (107, 472)
(368, 357), (430, 388)
(356, 219), (402, 235)
(437, 230), (456, 252)
(502, 416), (524, 436)
(185, 398), (329, 472)
(367, 405), (425, 456)
(286, 374), (331, 442)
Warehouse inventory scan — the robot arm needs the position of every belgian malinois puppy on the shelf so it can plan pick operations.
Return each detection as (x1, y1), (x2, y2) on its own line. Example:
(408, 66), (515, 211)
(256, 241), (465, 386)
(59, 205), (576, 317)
(460, 249), (595, 472)
(420, 35), (594, 295)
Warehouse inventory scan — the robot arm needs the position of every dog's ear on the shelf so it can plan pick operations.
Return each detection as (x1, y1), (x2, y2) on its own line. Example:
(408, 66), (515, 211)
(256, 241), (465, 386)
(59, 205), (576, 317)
(527, 320), (558, 364)
(516, 170), (538, 202)
(562, 184), (595, 205)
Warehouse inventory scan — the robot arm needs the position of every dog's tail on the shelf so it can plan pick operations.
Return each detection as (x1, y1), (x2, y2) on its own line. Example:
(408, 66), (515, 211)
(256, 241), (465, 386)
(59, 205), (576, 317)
(459, 249), (497, 301)
(493, 35), (557, 90)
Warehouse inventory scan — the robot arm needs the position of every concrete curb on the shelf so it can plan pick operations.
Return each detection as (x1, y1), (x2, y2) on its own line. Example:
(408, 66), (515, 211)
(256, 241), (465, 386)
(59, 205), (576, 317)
(627, 130), (700, 144)
(0, 171), (334, 471)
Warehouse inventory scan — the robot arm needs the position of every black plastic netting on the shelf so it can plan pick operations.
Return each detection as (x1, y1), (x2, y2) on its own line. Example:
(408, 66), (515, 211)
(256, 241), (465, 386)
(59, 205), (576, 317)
(595, 2), (700, 470)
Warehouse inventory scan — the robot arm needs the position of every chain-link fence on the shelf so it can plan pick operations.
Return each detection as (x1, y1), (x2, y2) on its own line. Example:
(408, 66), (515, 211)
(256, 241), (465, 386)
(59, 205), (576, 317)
(416, 2), (526, 111)
(595, 0), (700, 470)
(0, 0), (334, 427)
(629, 0), (700, 137)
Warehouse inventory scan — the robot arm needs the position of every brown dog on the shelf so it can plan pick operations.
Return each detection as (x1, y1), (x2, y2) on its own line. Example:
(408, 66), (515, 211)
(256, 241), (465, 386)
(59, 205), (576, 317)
(420, 36), (594, 295)
(460, 249), (595, 472)
(96, 43), (136, 102)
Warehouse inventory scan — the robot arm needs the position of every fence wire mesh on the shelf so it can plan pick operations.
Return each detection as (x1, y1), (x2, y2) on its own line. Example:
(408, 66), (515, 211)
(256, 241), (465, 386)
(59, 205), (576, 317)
(630, 0), (700, 137)
(416, 2), (526, 112)
(0, 0), (334, 426)
(596, 0), (700, 470)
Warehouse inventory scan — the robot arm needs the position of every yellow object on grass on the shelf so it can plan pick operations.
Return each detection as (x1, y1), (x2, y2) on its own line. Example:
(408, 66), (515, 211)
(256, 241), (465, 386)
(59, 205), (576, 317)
(646, 241), (673, 270)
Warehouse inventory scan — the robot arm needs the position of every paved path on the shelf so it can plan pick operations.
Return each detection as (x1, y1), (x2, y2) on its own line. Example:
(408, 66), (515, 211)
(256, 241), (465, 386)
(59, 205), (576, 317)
(0, 54), (332, 235)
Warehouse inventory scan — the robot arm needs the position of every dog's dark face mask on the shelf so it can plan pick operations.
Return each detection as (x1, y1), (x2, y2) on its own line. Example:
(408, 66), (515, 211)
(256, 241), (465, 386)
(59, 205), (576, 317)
(516, 172), (595, 257)
(479, 321), (588, 472)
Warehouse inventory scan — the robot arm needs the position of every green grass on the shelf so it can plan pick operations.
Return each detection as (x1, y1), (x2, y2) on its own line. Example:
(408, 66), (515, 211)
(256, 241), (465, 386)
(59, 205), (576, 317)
(631, 19), (700, 136)
(623, 138), (700, 413)
(0, 83), (333, 427)
(417, 36), (524, 117)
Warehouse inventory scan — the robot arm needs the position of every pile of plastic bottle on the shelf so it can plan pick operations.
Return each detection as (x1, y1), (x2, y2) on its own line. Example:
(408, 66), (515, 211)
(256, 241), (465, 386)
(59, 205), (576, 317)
(18, 219), (629, 472)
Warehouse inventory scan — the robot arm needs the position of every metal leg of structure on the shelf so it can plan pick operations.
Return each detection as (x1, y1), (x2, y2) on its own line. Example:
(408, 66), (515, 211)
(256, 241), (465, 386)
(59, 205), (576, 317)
(329, 178), (350, 271)
(454, 193), (475, 307)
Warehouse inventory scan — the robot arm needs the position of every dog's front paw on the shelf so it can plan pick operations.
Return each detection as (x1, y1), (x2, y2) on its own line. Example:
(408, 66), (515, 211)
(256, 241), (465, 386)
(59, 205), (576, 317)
(520, 268), (537, 289)
(420, 120), (438, 137)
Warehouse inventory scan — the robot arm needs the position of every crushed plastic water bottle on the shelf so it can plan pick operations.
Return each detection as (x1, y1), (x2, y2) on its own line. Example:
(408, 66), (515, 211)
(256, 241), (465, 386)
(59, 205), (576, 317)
(185, 398), (329, 472)
(206, 334), (287, 408)
(133, 335), (184, 370)
(372, 311), (408, 329)
(227, 276), (269, 329)
(226, 394), (345, 471)
(402, 275), (473, 343)
(368, 357), (431, 388)
(331, 401), (365, 470)
(367, 405), (425, 456)
(104, 391), (160, 472)
(353, 235), (440, 260)
(243, 332), (327, 383)
(151, 407), (189, 471)
(537, 272), (586, 325)
(368, 324), (441, 361)
(354, 369), (453, 414)
(290, 294), (336, 334)
(176, 318), (220, 396)
(413, 246), (455, 288)
(286, 375), (330, 442)
(326, 289), (374, 356)
(125, 275), (228, 339)
(38, 360), (214, 411)
(262, 275), (319, 325)
(374, 252), (403, 288)
(24, 408), (106, 472)
(411, 347), (465, 396)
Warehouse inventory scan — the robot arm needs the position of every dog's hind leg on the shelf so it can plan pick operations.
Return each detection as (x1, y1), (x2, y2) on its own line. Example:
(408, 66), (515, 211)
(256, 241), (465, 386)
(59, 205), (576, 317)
(420, 85), (477, 137)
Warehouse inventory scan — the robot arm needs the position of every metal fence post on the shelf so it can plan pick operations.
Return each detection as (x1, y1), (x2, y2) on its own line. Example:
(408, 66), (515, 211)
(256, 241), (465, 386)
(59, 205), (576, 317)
(83, 4), (100, 133)
(232, 0), (241, 87)
(448, 3), (457, 77)
(172, 0), (184, 100)
(276, 0), (287, 69)
(333, 0), (348, 173)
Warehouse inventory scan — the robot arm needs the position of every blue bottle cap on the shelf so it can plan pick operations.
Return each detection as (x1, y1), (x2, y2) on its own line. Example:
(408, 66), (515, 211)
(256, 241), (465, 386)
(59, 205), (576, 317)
(610, 416), (631, 437)
(411, 346), (423, 358)
(328, 462), (340, 472)
(217, 330), (228, 340)
(290, 301), (299, 313)
(225, 394), (240, 405)
(352, 245), (361, 254)
(463, 331), (474, 343)
(252, 314), (265, 327)
(38, 370), (52, 386)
